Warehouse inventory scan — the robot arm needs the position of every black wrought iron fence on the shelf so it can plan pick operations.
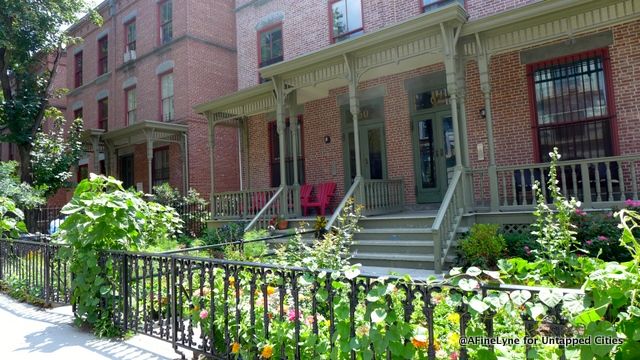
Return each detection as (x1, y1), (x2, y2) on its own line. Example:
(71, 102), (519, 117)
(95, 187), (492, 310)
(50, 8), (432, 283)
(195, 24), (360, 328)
(23, 207), (63, 234)
(0, 237), (584, 360)
(173, 203), (210, 238)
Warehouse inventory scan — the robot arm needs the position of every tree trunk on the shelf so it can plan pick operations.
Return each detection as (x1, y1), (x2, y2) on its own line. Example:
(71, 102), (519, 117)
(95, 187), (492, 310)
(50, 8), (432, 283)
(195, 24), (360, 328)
(17, 143), (33, 183)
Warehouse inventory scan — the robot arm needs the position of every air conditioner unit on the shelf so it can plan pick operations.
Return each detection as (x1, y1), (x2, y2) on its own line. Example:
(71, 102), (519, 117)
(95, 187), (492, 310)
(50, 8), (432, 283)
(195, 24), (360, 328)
(123, 50), (137, 63)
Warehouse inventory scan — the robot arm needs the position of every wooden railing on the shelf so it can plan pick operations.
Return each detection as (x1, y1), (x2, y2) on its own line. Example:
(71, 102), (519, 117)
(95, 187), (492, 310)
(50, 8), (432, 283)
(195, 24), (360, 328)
(431, 170), (464, 273)
(244, 186), (285, 232)
(360, 178), (405, 216)
(326, 177), (362, 230)
(495, 155), (640, 210)
(211, 188), (278, 219)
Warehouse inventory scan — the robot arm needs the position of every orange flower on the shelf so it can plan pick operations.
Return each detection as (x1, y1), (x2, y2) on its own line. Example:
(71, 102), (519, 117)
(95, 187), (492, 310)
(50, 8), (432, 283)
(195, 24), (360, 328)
(411, 337), (428, 349)
(266, 286), (276, 296)
(261, 344), (274, 359)
(231, 342), (241, 354)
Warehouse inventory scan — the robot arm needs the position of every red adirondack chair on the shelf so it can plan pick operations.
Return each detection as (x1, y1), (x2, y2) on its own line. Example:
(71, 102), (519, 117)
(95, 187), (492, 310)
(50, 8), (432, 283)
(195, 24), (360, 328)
(300, 184), (313, 206)
(250, 191), (268, 214)
(302, 182), (336, 216)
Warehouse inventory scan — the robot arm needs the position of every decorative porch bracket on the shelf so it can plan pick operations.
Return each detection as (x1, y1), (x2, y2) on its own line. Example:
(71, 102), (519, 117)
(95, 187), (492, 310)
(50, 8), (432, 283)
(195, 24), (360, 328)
(475, 33), (500, 211)
(344, 53), (364, 185)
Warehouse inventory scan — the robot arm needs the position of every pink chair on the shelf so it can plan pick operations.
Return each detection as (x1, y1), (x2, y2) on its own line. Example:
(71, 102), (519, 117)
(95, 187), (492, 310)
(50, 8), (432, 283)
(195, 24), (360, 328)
(302, 182), (336, 216)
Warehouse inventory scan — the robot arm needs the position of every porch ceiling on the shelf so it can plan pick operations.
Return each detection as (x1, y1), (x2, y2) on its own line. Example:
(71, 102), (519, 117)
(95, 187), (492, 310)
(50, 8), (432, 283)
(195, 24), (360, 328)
(100, 120), (187, 149)
(194, 82), (275, 124)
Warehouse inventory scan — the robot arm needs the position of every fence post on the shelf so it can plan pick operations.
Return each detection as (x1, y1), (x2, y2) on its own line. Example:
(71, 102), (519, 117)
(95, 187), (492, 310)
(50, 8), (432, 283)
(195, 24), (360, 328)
(44, 243), (51, 306)
(170, 256), (180, 356)
(122, 253), (129, 332)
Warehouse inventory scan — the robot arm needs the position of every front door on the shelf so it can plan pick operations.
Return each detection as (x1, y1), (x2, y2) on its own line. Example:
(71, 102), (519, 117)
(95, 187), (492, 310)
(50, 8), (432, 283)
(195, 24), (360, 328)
(119, 154), (135, 189)
(345, 122), (387, 183)
(413, 111), (455, 203)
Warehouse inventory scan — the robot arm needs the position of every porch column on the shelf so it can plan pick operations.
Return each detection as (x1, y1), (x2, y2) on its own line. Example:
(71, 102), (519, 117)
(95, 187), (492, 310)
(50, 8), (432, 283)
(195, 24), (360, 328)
(105, 142), (116, 177)
(207, 116), (216, 206)
(90, 136), (101, 173)
(440, 24), (463, 169)
(241, 117), (250, 190)
(456, 55), (473, 210)
(344, 54), (362, 180)
(288, 92), (302, 216)
(144, 130), (155, 193)
(476, 33), (499, 211)
(273, 76), (288, 215)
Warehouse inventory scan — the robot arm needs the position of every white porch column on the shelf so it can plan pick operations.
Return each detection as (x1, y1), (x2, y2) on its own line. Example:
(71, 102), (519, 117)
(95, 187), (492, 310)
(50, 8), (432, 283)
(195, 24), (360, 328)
(273, 76), (288, 215)
(344, 54), (362, 180)
(207, 116), (216, 207)
(90, 136), (101, 173)
(456, 55), (473, 210)
(145, 129), (155, 193)
(288, 93), (300, 187)
(440, 24), (463, 169)
(476, 33), (499, 211)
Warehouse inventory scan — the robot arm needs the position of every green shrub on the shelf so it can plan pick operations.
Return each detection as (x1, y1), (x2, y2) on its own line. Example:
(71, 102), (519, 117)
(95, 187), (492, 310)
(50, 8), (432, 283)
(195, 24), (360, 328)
(572, 210), (632, 262)
(458, 223), (506, 268)
(56, 175), (182, 337)
(204, 222), (245, 247)
(0, 196), (27, 239)
(503, 232), (539, 260)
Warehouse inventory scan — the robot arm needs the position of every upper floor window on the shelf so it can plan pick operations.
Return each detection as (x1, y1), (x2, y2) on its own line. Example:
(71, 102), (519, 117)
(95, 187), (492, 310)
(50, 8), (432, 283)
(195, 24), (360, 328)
(159, 0), (173, 45)
(98, 98), (108, 130)
(160, 72), (174, 121)
(422, 0), (463, 13)
(259, 24), (283, 68)
(125, 87), (137, 125)
(330, 0), (363, 43)
(98, 36), (108, 75)
(74, 51), (83, 87)
(125, 20), (136, 52)
(529, 49), (614, 161)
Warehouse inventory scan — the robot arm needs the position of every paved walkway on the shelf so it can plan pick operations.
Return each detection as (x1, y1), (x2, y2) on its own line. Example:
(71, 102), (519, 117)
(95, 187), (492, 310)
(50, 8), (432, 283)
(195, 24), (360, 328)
(0, 294), (183, 360)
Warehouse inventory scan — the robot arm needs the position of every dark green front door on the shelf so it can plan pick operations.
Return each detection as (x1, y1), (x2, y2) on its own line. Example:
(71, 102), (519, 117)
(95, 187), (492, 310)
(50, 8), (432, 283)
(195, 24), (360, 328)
(413, 110), (455, 203)
(345, 122), (387, 182)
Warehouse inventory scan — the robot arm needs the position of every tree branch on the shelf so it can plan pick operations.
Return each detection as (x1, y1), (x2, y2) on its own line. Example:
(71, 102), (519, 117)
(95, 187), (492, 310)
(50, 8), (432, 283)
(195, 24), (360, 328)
(31, 46), (62, 135)
(0, 47), (14, 102)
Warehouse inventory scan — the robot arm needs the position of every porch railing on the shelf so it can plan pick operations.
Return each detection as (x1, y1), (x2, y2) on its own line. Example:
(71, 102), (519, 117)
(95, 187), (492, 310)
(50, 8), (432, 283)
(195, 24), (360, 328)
(326, 177), (362, 230)
(244, 186), (285, 232)
(360, 178), (405, 216)
(495, 154), (640, 210)
(431, 169), (464, 273)
(211, 188), (279, 219)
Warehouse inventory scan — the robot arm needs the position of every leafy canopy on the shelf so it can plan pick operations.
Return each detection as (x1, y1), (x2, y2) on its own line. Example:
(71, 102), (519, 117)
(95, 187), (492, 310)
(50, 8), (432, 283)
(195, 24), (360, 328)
(0, 161), (45, 209)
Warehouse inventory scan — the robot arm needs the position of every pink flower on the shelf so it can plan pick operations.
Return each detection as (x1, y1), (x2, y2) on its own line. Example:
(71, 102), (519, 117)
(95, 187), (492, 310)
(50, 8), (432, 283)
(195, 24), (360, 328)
(288, 309), (300, 322)
(450, 352), (459, 360)
(199, 309), (209, 319)
(524, 246), (531, 256)
(575, 209), (587, 216)
(598, 235), (608, 241)
(304, 315), (315, 326)
(586, 240), (593, 245)
(625, 199), (640, 208)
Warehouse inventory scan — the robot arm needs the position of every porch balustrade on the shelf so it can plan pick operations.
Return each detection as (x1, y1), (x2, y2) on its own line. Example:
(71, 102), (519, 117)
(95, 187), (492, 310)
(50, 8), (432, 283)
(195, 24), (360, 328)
(482, 155), (640, 211)
(359, 178), (405, 216)
(432, 170), (464, 273)
(211, 188), (279, 219)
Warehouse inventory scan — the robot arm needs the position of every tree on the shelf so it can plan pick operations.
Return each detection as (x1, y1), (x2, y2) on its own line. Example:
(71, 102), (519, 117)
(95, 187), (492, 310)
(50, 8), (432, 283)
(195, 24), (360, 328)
(0, 0), (99, 190)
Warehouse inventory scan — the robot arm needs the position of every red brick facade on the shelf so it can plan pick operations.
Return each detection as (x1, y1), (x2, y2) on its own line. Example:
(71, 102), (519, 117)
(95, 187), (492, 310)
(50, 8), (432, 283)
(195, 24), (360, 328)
(53, 0), (239, 206)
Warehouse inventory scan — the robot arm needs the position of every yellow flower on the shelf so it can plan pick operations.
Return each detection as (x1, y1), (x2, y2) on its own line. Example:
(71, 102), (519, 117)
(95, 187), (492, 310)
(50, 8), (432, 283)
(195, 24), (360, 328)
(228, 276), (236, 287)
(231, 342), (240, 354)
(447, 313), (460, 324)
(266, 286), (276, 296)
(448, 333), (460, 347)
(261, 344), (274, 359)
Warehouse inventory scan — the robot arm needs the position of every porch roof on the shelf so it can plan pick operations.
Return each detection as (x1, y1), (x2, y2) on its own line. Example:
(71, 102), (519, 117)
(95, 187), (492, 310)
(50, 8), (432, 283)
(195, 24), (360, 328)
(194, 82), (275, 124)
(100, 120), (188, 149)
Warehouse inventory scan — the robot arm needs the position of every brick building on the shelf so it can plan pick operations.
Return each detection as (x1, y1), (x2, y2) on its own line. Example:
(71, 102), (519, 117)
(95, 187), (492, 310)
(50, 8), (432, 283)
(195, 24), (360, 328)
(197, 0), (640, 270)
(48, 0), (239, 206)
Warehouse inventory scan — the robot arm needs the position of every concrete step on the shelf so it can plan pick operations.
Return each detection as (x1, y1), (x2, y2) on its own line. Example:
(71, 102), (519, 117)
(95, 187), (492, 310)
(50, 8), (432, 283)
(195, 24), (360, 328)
(351, 252), (456, 271)
(358, 215), (435, 229)
(352, 240), (434, 255)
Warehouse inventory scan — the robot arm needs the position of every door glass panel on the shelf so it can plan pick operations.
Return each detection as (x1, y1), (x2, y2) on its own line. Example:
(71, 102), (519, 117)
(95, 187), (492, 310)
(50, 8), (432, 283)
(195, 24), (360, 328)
(418, 119), (436, 188)
(442, 116), (456, 185)
(368, 127), (383, 179)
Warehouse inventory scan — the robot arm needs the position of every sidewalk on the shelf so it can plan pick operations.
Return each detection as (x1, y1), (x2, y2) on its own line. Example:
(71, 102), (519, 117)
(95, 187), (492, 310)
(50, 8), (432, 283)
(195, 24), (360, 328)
(0, 294), (182, 360)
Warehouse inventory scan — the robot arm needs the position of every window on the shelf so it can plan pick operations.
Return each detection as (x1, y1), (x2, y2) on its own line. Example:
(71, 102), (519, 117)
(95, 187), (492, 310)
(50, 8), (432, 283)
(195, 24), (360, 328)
(259, 24), (283, 68)
(269, 117), (305, 187)
(160, 73), (174, 121)
(421, 0), (462, 13)
(125, 20), (136, 52)
(529, 49), (614, 161)
(98, 98), (108, 130)
(330, 0), (363, 43)
(73, 108), (83, 120)
(159, 0), (173, 45)
(152, 148), (170, 186)
(125, 87), (137, 125)
(99, 160), (106, 175)
(98, 36), (108, 75)
(74, 51), (83, 87)
(77, 164), (89, 182)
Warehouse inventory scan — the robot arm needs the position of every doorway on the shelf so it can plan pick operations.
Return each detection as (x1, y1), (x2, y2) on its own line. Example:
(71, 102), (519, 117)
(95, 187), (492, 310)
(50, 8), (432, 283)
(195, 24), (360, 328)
(413, 110), (455, 203)
(119, 154), (135, 189)
(345, 122), (387, 182)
